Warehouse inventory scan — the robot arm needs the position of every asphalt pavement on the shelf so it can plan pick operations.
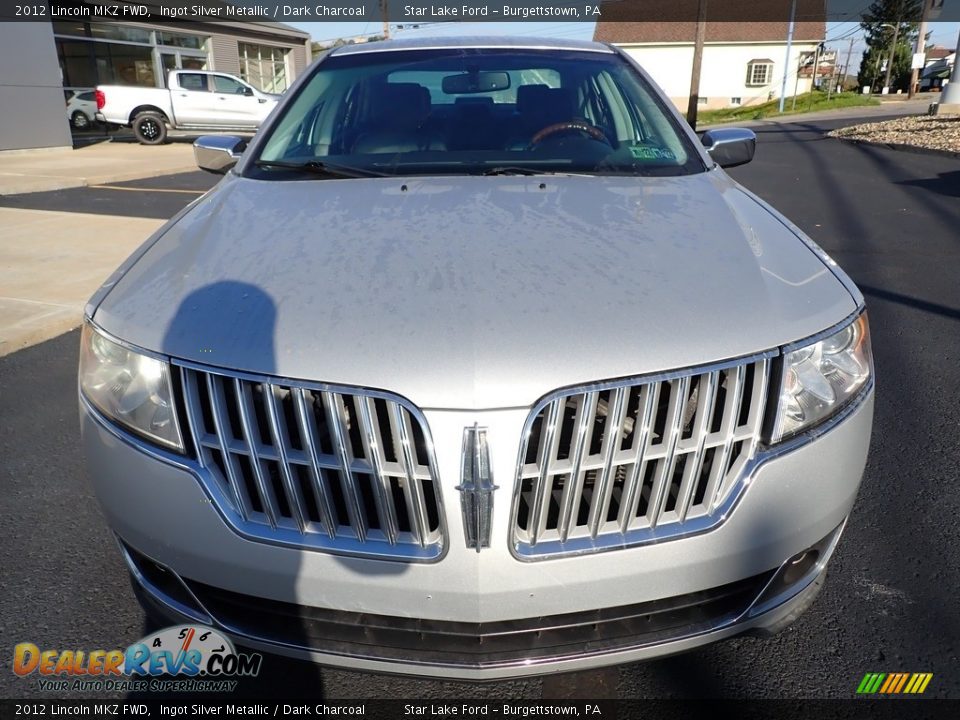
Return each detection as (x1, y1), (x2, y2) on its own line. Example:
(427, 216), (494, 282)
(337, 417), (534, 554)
(0, 172), (212, 219)
(1, 117), (958, 700)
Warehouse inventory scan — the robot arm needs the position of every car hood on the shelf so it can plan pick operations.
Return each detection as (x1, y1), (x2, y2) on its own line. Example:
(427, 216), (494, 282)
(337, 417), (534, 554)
(94, 171), (857, 410)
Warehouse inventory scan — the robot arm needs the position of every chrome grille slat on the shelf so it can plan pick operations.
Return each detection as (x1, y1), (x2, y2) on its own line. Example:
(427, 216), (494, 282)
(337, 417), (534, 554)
(231, 377), (279, 529)
(587, 386), (628, 538)
(211, 373), (267, 524)
(557, 391), (598, 542)
(676, 370), (720, 522)
(647, 376), (690, 529)
(702, 363), (745, 514)
(182, 370), (249, 522)
(323, 391), (368, 543)
(178, 365), (444, 561)
(291, 388), (338, 538)
(618, 385), (657, 534)
(356, 396), (400, 545)
(262, 383), (308, 534)
(513, 356), (772, 559)
(389, 402), (430, 548)
(528, 398), (563, 546)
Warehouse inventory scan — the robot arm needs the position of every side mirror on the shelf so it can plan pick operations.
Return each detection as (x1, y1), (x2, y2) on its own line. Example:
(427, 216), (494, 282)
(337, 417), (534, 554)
(701, 128), (756, 168)
(243, 86), (254, 96)
(194, 135), (245, 175)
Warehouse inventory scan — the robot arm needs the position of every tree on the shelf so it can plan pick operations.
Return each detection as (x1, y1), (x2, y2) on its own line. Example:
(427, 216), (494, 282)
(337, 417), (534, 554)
(311, 35), (387, 59)
(857, 0), (921, 91)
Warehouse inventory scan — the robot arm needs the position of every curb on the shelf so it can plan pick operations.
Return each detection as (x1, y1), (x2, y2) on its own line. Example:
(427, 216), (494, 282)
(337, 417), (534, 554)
(831, 136), (960, 160)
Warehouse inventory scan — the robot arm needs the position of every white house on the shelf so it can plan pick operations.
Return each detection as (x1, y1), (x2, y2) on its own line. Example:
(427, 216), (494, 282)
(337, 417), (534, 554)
(920, 46), (957, 91)
(595, 12), (826, 111)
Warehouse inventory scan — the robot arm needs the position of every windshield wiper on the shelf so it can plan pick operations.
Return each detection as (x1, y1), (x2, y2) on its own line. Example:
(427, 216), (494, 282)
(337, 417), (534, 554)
(479, 166), (547, 176)
(479, 166), (600, 177)
(254, 159), (386, 179)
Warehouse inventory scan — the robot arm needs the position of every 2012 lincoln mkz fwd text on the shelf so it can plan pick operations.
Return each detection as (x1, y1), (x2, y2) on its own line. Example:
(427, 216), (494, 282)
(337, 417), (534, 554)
(79, 38), (874, 679)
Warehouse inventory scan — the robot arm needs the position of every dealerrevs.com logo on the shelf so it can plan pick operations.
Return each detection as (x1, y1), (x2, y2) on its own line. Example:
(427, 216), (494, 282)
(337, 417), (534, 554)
(13, 625), (262, 692)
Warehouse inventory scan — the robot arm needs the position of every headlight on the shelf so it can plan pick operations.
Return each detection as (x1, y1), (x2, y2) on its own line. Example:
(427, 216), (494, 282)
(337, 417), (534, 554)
(772, 312), (873, 442)
(79, 322), (184, 452)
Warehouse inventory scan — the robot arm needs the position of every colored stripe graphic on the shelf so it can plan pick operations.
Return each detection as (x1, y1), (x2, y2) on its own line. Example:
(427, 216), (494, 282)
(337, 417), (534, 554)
(893, 673), (909, 693)
(857, 672), (932, 694)
(856, 674), (874, 694)
(879, 674), (897, 693)
(856, 673), (886, 694)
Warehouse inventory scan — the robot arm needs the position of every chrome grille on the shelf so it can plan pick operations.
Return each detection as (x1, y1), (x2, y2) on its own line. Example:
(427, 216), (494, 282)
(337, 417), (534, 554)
(178, 365), (444, 561)
(512, 357), (771, 559)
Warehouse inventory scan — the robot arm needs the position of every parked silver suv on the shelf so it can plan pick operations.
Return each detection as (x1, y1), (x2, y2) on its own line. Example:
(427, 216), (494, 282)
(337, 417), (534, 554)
(79, 38), (874, 679)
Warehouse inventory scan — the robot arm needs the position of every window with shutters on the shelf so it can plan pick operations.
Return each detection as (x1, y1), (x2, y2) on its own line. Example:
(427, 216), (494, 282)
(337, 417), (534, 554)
(746, 61), (774, 87)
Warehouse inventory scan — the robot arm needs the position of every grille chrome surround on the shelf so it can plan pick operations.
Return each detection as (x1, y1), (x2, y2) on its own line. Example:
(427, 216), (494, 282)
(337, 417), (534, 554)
(177, 363), (445, 562)
(511, 354), (773, 559)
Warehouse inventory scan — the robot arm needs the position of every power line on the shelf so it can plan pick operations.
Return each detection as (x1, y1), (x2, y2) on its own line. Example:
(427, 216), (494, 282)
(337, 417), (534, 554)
(826, 26), (863, 43)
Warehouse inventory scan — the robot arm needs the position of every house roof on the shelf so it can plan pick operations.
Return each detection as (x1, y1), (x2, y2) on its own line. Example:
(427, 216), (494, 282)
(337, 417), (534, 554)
(594, 0), (825, 44)
(926, 47), (956, 60)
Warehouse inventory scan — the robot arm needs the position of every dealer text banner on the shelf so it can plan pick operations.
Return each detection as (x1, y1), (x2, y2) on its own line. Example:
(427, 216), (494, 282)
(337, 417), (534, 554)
(7, 1), (960, 23)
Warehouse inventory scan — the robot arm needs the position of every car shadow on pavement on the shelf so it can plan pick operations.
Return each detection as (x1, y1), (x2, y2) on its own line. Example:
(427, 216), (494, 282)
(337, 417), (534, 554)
(857, 285), (960, 321)
(744, 126), (830, 144)
(896, 170), (960, 198)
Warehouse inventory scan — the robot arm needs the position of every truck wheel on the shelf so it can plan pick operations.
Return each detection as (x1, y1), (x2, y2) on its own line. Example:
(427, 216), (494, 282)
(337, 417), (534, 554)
(132, 112), (168, 145)
(71, 111), (90, 130)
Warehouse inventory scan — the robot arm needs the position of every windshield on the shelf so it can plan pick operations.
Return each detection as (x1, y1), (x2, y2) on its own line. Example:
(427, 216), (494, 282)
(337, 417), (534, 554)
(252, 48), (705, 178)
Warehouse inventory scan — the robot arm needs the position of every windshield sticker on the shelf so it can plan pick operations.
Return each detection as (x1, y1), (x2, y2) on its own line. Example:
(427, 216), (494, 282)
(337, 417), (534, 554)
(630, 146), (677, 161)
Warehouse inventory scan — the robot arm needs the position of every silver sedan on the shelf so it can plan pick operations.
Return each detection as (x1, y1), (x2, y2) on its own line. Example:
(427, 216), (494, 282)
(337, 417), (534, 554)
(79, 37), (874, 679)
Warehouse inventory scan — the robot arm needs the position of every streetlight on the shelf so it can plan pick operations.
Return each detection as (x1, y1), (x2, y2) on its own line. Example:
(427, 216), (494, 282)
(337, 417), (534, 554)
(869, 24), (894, 92)
(880, 21), (900, 93)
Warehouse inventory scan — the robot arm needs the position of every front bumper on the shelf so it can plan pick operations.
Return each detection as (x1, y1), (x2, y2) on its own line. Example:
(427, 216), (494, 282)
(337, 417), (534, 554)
(81, 388), (872, 679)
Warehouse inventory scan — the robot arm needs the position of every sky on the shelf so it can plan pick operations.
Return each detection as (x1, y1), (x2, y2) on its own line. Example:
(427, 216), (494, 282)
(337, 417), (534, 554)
(291, 20), (960, 65)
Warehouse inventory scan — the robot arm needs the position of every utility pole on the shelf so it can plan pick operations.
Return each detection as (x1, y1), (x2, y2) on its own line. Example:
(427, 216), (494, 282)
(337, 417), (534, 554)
(381, 0), (391, 39)
(829, 38), (853, 100)
(778, 0), (797, 113)
(792, 51), (803, 111)
(686, 0), (708, 129)
(842, 36), (855, 93)
(909, 0), (932, 98)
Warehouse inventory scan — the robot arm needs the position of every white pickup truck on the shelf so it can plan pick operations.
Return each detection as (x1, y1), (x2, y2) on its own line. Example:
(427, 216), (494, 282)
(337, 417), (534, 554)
(96, 70), (281, 145)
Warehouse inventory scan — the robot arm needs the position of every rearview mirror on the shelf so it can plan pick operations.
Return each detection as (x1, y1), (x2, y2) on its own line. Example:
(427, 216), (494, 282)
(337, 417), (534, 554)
(194, 135), (246, 175)
(700, 128), (756, 168)
(442, 72), (510, 95)
(242, 86), (254, 96)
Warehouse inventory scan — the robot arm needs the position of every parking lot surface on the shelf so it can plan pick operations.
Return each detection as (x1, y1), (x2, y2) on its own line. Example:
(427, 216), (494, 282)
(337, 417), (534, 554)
(1, 116), (958, 699)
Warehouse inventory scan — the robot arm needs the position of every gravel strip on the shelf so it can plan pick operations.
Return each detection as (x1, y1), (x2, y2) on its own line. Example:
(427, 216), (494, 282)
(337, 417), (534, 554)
(828, 114), (960, 153)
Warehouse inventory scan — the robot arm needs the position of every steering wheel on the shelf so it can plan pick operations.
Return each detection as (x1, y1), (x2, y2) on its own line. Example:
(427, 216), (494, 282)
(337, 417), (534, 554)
(529, 120), (611, 148)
